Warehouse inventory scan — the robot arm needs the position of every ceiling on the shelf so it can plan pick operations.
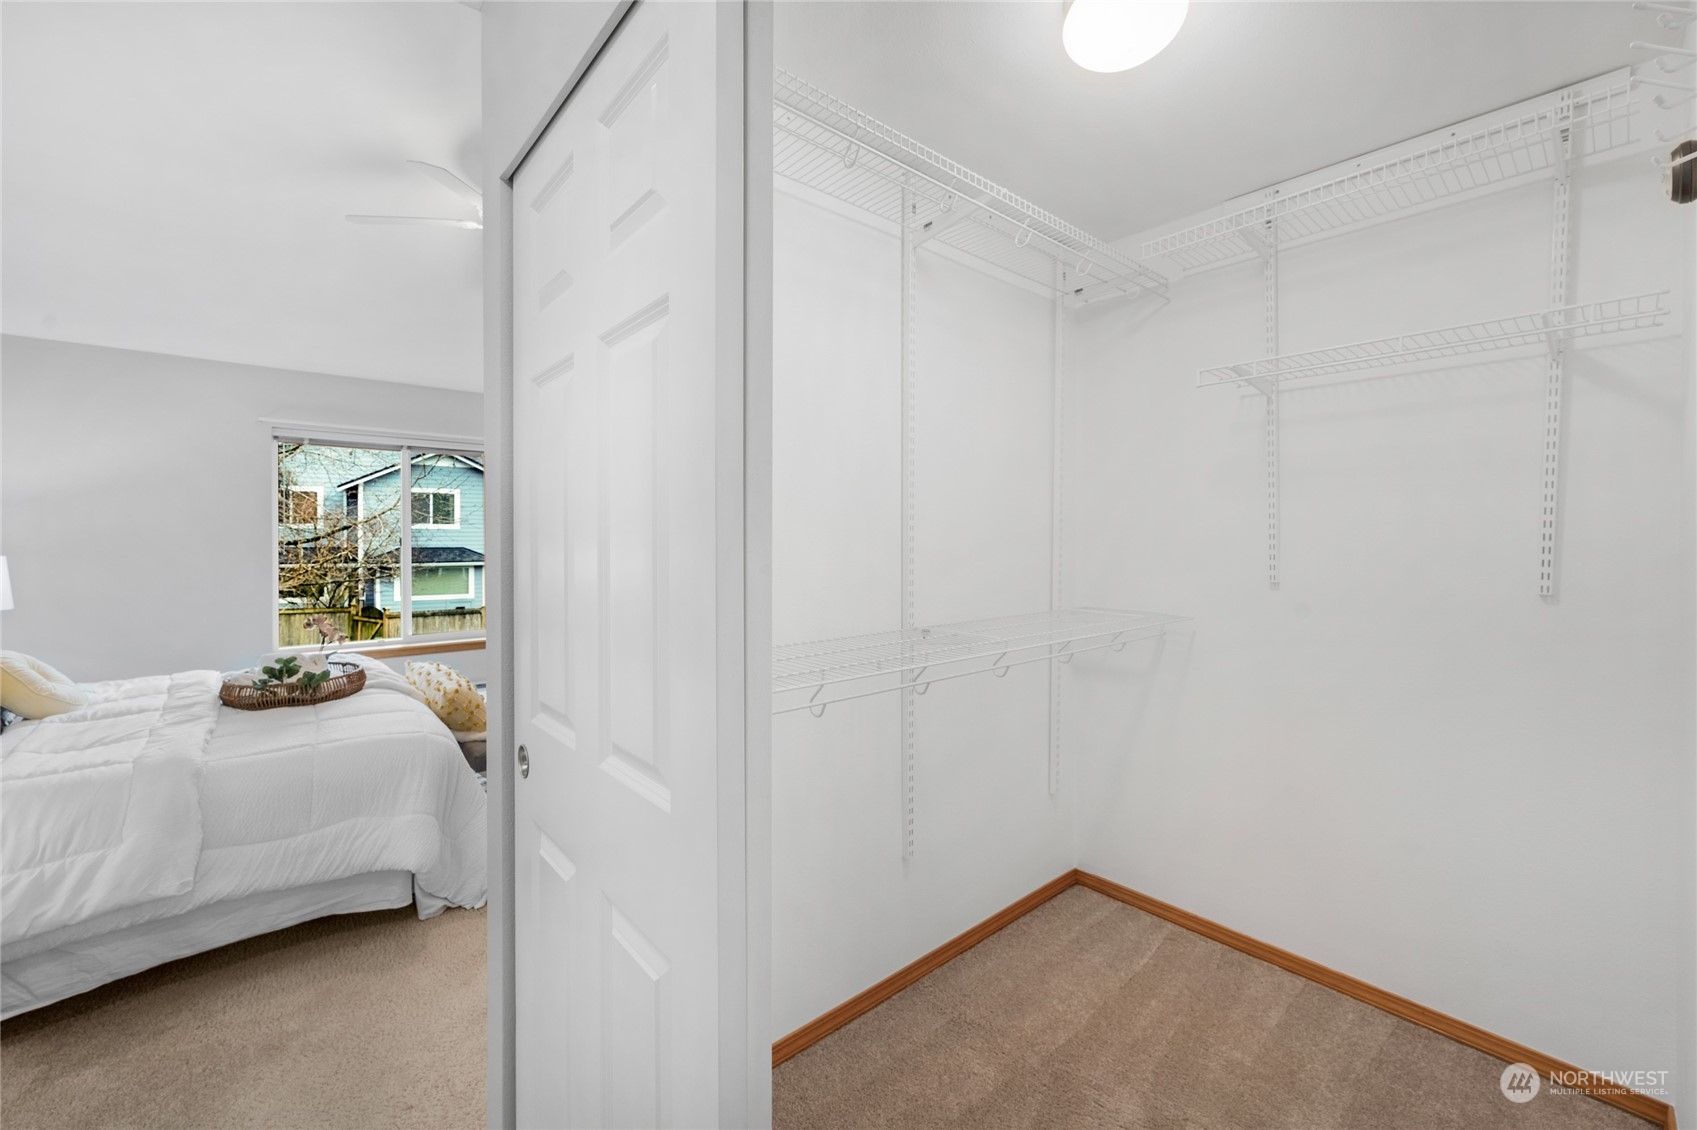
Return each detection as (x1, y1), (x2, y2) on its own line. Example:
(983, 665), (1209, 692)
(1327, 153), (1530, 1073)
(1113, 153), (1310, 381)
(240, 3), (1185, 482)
(776, 2), (1651, 242)
(2, 2), (483, 391)
(0, 2), (1655, 387)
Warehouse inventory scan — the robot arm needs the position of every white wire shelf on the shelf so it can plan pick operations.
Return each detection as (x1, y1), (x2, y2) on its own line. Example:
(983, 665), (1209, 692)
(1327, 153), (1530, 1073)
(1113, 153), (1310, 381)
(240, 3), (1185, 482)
(773, 68), (1169, 305)
(772, 607), (1188, 716)
(1197, 292), (1669, 389)
(1143, 77), (1635, 274)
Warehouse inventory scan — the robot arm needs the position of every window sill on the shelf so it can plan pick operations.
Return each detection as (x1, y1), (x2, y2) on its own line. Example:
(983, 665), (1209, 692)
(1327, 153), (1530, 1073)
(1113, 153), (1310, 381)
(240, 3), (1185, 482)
(341, 638), (486, 659)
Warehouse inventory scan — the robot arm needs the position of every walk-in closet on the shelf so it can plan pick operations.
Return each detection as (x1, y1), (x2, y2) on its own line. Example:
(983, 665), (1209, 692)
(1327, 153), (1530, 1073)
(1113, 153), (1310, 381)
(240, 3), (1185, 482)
(765, 4), (1693, 1126)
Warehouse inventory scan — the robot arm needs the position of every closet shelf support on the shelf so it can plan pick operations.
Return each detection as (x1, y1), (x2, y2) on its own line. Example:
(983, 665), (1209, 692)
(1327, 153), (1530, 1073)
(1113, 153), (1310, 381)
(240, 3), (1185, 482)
(1196, 293), (1669, 389)
(771, 609), (1190, 716)
(1141, 73), (1634, 275)
(773, 67), (1169, 303)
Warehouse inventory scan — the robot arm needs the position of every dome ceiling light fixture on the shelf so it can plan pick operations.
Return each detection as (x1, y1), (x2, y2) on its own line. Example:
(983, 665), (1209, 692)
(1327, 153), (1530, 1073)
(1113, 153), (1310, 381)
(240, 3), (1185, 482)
(1062, 0), (1189, 73)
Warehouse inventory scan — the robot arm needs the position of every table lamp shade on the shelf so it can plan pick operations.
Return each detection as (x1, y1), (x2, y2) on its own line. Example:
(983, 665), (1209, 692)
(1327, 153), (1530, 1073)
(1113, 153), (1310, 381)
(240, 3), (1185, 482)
(1, 557), (13, 611)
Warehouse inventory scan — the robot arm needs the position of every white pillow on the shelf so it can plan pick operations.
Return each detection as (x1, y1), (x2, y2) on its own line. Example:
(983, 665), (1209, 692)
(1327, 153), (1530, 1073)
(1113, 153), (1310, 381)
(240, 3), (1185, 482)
(0, 652), (88, 720)
(405, 661), (487, 733)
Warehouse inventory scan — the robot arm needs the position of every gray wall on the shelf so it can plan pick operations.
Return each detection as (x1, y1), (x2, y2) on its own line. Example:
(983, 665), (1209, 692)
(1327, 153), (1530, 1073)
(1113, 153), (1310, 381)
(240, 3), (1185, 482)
(0, 334), (485, 681)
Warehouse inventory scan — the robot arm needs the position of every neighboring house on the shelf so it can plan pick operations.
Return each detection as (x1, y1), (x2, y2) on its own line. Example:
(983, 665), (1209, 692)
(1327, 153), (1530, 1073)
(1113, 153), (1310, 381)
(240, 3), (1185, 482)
(337, 453), (486, 614)
(280, 449), (485, 616)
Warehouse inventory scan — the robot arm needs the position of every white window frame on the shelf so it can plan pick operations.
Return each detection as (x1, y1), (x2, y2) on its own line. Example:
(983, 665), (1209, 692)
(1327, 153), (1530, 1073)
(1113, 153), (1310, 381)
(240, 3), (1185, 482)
(410, 486), (463, 529)
(410, 563), (478, 602)
(278, 485), (323, 527)
(269, 426), (485, 653)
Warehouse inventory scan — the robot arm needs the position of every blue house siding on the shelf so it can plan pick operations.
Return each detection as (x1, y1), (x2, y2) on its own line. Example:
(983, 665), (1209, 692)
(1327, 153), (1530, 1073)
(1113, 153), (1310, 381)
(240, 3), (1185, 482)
(281, 446), (485, 617)
(357, 455), (485, 613)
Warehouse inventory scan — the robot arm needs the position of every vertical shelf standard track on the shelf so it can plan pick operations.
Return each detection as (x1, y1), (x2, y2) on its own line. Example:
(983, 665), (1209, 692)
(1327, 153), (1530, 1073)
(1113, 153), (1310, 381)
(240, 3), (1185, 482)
(1049, 264), (1066, 797)
(1540, 91), (1575, 599)
(1262, 193), (1281, 590)
(900, 186), (919, 862)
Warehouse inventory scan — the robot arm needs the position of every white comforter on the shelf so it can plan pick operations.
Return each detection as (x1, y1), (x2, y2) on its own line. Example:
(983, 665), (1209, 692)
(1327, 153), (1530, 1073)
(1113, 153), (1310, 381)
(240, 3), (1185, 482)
(0, 655), (485, 955)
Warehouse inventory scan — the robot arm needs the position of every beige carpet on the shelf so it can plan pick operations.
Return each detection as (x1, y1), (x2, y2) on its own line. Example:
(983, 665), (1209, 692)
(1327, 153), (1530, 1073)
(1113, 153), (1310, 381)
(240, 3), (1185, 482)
(775, 887), (1648, 1130)
(1, 905), (486, 1130)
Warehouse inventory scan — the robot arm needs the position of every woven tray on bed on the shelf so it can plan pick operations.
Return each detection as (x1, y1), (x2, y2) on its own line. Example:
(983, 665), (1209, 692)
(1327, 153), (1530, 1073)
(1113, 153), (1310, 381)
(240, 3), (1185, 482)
(219, 662), (366, 711)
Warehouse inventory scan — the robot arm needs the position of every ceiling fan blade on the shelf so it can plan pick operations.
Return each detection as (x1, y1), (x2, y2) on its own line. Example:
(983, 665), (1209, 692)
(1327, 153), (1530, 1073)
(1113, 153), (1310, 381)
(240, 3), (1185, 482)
(407, 160), (483, 206)
(346, 214), (482, 229)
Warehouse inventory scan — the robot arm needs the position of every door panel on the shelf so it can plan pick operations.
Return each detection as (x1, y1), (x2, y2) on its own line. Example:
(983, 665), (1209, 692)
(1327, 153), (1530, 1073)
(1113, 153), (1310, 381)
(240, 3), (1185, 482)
(528, 360), (574, 746)
(602, 899), (670, 1129)
(511, 3), (748, 1127)
(528, 834), (576, 1123)
(605, 308), (667, 806)
(602, 38), (669, 248)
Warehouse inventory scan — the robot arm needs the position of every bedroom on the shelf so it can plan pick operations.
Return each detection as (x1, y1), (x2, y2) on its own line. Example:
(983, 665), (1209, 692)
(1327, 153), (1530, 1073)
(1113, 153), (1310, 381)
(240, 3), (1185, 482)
(4, 2), (1696, 1130)
(1, 2), (493, 1126)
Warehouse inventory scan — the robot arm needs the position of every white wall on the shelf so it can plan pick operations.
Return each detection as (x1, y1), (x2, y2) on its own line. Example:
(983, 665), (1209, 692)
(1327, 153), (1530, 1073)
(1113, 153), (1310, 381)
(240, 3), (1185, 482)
(0, 335), (487, 683)
(480, 0), (625, 183)
(1066, 153), (1695, 1109)
(771, 185), (1077, 1035)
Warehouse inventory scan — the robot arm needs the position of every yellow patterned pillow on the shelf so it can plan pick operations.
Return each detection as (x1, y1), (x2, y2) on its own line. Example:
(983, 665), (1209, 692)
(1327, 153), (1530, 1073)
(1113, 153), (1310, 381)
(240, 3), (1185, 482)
(405, 661), (486, 734)
(0, 651), (87, 719)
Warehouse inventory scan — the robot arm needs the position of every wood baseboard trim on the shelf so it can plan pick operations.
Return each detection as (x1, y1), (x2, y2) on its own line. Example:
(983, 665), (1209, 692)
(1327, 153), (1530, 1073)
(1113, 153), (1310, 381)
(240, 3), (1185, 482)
(770, 870), (1078, 1067)
(773, 869), (1674, 1129)
(1073, 870), (1675, 1130)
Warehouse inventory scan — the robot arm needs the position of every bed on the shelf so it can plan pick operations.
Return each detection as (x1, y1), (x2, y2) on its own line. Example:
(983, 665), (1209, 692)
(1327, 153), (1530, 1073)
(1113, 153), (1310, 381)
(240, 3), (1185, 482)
(0, 654), (486, 1018)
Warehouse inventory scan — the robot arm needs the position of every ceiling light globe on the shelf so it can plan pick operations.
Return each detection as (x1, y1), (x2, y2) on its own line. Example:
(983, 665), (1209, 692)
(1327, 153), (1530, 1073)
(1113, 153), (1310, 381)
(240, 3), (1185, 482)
(1062, 0), (1188, 73)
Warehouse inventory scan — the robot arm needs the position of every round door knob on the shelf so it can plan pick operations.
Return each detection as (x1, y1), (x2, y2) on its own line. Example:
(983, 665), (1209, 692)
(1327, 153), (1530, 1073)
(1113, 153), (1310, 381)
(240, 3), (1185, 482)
(517, 744), (530, 779)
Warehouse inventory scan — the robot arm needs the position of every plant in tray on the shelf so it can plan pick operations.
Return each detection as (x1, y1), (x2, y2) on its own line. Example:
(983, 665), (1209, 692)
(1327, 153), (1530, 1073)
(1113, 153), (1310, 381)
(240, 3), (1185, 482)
(223, 611), (363, 708)
(264, 613), (352, 690)
(252, 655), (302, 689)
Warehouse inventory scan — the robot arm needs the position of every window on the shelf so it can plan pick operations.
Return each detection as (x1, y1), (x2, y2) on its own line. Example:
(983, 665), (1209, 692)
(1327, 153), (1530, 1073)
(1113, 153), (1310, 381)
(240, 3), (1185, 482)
(275, 439), (484, 648)
(278, 488), (320, 525)
(413, 565), (474, 599)
(412, 488), (459, 527)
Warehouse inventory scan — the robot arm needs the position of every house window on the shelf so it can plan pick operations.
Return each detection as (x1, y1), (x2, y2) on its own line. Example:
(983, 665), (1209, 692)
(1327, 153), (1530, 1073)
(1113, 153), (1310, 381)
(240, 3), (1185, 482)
(412, 488), (459, 527)
(278, 488), (320, 525)
(275, 439), (484, 648)
(413, 565), (475, 599)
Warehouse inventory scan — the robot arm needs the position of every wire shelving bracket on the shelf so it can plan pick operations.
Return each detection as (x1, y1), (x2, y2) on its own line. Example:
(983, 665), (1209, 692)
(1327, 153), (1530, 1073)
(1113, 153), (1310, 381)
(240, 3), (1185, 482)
(772, 609), (1190, 717)
(1141, 74), (1636, 274)
(773, 68), (1169, 305)
(1635, 2), (1697, 31)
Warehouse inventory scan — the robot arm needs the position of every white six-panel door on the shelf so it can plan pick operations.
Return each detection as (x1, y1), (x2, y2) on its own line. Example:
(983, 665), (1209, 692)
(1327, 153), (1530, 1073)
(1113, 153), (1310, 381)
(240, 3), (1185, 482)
(511, 3), (749, 1126)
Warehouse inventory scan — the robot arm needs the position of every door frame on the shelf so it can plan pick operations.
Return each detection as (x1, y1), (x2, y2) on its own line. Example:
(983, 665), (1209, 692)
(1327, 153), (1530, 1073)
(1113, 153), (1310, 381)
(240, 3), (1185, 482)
(483, 2), (773, 1126)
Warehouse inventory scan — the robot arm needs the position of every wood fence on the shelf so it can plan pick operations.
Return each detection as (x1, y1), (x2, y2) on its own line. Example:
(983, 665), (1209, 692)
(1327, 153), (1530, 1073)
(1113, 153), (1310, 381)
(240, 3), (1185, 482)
(278, 606), (486, 647)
